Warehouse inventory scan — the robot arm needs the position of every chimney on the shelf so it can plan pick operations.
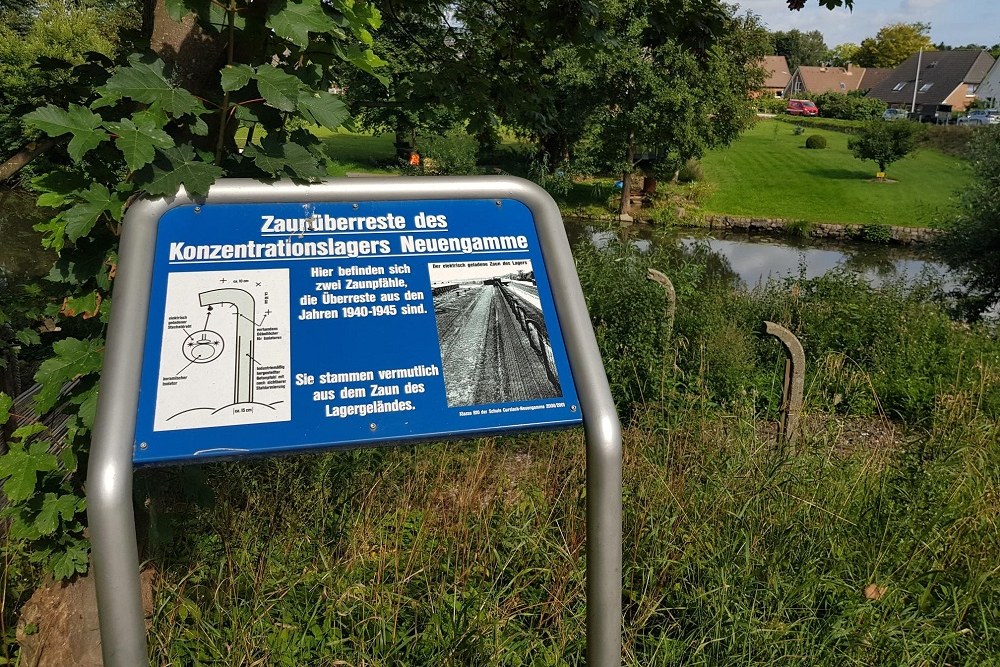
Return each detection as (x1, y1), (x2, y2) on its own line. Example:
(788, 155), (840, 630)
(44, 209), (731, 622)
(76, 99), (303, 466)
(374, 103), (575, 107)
(846, 62), (853, 74)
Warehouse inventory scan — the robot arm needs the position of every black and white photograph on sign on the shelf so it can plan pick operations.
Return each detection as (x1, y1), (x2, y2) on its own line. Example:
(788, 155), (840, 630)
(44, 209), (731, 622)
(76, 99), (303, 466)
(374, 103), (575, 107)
(430, 259), (562, 408)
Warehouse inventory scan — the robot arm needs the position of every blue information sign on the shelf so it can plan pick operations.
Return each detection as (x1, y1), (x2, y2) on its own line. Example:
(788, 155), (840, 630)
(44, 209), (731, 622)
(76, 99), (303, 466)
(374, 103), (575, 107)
(133, 198), (581, 464)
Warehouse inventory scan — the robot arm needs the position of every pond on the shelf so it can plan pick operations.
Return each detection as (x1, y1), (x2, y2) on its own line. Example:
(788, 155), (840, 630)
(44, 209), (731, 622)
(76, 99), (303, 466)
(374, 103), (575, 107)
(0, 189), (54, 279)
(0, 195), (957, 296)
(568, 220), (954, 291)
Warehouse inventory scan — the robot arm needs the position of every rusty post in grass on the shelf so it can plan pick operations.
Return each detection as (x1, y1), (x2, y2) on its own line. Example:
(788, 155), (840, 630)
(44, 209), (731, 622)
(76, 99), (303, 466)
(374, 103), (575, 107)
(762, 321), (805, 444)
(646, 269), (676, 340)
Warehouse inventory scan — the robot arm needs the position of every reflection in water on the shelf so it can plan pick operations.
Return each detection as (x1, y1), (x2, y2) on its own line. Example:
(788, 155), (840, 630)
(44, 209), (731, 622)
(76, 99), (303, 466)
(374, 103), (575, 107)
(0, 189), (54, 278)
(568, 220), (953, 291)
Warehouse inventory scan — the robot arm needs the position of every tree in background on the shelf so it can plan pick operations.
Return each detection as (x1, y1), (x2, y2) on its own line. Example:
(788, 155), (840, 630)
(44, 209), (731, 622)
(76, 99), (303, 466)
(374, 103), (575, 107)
(771, 29), (829, 70)
(855, 22), (934, 68)
(829, 42), (860, 66)
(591, 2), (768, 214)
(937, 127), (1000, 318)
(847, 119), (922, 177)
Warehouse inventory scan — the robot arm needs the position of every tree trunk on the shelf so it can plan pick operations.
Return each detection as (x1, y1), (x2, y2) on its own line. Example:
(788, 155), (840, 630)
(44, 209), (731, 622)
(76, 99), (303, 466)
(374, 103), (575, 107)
(618, 131), (635, 216)
(0, 139), (59, 184)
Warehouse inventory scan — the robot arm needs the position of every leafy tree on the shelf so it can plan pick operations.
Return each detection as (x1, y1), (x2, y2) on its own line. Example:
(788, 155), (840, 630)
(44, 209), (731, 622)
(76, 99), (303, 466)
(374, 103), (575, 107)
(0, 0), (127, 161)
(771, 29), (830, 70)
(589, 2), (768, 214)
(847, 119), (922, 175)
(937, 127), (1000, 317)
(0, 0), (383, 579)
(855, 22), (934, 68)
(830, 42), (860, 66)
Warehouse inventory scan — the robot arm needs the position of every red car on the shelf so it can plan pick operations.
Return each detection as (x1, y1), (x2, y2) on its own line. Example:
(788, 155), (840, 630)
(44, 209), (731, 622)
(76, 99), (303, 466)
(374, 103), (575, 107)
(786, 99), (819, 116)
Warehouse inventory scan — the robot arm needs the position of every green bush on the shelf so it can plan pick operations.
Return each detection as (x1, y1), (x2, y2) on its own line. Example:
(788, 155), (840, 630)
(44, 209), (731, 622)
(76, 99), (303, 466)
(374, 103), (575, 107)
(676, 158), (704, 183)
(813, 91), (887, 121)
(420, 129), (480, 175)
(776, 116), (864, 134)
(859, 222), (892, 243)
(755, 96), (787, 114)
(804, 134), (827, 149)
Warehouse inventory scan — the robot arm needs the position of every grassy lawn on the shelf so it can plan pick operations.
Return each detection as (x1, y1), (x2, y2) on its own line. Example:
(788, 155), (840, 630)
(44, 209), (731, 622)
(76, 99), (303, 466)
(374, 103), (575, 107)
(699, 119), (972, 227)
(312, 127), (397, 176)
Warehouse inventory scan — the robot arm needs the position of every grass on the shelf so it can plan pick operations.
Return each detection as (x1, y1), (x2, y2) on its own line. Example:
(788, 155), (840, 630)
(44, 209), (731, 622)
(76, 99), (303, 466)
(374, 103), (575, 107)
(312, 127), (397, 176)
(698, 120), (972, 228)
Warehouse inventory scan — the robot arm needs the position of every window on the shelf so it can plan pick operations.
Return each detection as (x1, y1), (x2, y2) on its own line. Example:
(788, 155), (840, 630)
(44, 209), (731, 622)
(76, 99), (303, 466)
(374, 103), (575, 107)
(794, 80), (802, 92)
(893, 82), (907, 91)
(775, 90), (784, 98)
(919, 82), (934, 92)
(967, 84), (978, 96)
(839, 82), (847, 90)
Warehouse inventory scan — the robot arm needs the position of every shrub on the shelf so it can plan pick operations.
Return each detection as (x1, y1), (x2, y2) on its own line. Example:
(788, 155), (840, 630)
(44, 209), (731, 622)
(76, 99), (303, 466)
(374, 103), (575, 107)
(420, 129), (479, 175)
(785, 219), (815, 237)
(860, 222), (892, 243)
(676, 158), (704, 183)
(805, 134), (827, 149)
(755, 96), (787, 114)
(813, 91), (887, 121)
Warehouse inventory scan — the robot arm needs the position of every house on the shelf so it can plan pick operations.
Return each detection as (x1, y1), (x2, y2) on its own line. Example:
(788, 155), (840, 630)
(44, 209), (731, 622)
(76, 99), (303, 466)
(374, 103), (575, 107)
(783, 64), (892, 98)
(759, 55), (791, 98)
(867, 49), (996, 114)
(977, 57), (1000, 107)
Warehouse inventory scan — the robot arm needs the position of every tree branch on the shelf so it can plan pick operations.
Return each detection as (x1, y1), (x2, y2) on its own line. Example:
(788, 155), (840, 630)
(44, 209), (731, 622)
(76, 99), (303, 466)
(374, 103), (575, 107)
(0, 138), (62, 184)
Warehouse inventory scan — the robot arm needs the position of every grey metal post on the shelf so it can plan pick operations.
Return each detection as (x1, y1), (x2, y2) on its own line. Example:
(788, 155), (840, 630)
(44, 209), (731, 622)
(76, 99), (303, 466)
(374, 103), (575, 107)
(527, 183), (622, 666)
(88, 193), (158, 666)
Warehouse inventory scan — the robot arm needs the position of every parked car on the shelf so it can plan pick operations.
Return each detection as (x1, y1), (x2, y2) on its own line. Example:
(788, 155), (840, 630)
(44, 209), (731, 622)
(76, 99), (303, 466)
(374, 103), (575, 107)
(882, 108), (908, 121)
(786, 99), (819, 117)
(957, 109), (1000, 126)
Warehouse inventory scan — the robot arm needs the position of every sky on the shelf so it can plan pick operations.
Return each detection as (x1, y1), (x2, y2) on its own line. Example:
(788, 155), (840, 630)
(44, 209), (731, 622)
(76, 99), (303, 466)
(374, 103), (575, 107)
(736, 0), (1000, 48)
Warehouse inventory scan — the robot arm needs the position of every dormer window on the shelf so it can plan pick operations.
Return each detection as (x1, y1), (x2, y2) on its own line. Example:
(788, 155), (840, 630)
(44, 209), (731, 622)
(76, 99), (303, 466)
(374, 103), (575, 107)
(967, 84), (978, 96)
(919, 83), (934, 92)
(893, 82), (907, 91)
(840, 82), (847, 90)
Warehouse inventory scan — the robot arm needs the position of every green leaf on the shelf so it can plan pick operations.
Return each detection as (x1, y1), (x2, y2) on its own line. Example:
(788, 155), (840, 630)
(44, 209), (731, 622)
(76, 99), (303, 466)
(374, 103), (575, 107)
(145, 145), (223, 199)
(49, 541), (89, 580)
(75, 386), (99, 433)
(23, 104), (108, 162)
(266, 0), (335, 48)
(0, 446), (55, 503)
(34, 337), (105, 414)
(0, 393), (11, 425)
(296, 91), (349, 131)
(105, 116), (175, 172)
(254, 65), (300, 112)
(221, 64), (254, 93)
(99, 54), (204, 117)
(36, 493), (72, 535)
(243, 138), (326, 180)
(63, 184), (123, 243)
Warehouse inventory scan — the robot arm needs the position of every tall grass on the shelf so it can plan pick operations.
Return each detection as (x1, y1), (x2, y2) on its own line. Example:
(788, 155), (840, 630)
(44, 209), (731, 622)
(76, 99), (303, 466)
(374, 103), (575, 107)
(133, 238), (1000, 665)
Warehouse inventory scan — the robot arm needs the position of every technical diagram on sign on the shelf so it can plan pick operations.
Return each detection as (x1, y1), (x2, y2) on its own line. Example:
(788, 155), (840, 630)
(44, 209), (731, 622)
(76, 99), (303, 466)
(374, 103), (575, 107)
(152, 268), (291, 431)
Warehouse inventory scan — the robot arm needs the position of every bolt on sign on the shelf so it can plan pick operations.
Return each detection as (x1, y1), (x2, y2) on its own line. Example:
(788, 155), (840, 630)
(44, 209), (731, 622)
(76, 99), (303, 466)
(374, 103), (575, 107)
(88, 177), (622, 667)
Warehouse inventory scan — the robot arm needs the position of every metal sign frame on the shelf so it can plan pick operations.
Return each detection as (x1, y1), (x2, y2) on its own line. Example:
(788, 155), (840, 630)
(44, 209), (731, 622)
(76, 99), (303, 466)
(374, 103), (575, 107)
(88, 177), (622, 666)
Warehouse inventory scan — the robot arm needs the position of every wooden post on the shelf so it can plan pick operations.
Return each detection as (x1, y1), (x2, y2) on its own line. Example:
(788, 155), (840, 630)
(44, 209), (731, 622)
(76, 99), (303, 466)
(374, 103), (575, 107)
(762, 321), (805, 444)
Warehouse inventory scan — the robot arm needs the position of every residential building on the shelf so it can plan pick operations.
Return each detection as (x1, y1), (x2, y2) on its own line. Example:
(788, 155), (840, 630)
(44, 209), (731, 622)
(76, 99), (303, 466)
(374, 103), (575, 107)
(977, 57), (1000, 107)
(867, 49), (996, 114)
(759, 55), (791, 98)
(783, 64), (892, 98)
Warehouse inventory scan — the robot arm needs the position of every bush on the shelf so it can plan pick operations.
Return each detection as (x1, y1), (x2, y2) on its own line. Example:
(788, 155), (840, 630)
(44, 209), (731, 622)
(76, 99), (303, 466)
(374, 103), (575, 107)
(755, 96), (787, 114)
(813, 91), (887, 121)
(776, 116), (864, 134)
(860, 222), (892, 243)
(805, 135), (827, 149)
(420, 129), (480, 175)
(676, 158), (704, 183)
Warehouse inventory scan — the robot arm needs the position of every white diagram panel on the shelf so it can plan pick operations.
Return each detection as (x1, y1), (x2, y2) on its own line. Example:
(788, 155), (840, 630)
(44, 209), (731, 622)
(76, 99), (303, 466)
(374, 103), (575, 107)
(152, 268), (291, 431)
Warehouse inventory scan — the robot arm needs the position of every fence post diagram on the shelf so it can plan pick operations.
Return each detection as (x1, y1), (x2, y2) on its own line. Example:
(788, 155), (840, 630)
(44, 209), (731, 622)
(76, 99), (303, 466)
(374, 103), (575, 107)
(199, 288), (256, 406)
(152, 268), (291, 432)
